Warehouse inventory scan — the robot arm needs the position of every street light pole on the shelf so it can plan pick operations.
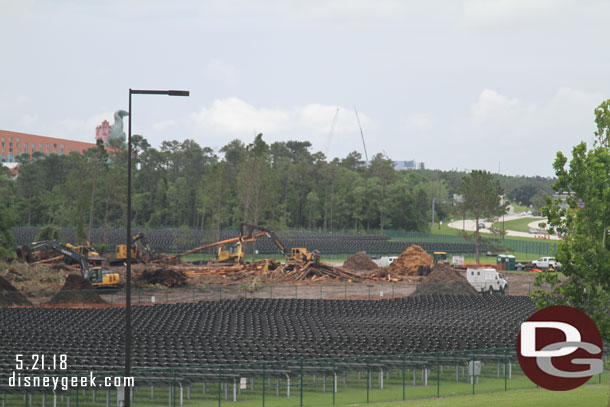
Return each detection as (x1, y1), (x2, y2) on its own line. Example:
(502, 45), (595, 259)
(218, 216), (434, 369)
(125, 89), (189, 407)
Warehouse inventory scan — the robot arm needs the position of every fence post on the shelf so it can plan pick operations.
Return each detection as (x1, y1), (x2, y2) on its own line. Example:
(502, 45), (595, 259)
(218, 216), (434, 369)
(437, 353), (440, 398)
(344, 282), (347, 300)
(332, 360), (336, 406)
(504, 348), (508, 391)
(366, 359), (370, 404)
(262, 363), (266, 407)
(295, 285), (298, 299)
(402, 354), (406, 401)
(472, 352), (475, 395)
(270, 285), (273, 299)
(218, 368), (222, 407)
(299, 359), (304, 407)
(219, 286), (222, 301)
(173, 368), (177, 407)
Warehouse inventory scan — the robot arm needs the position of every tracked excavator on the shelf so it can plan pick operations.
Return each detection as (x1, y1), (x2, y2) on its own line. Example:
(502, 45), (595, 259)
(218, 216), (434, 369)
(111, 232), (159, 265)
(239, 224), (320, 266)
(27, 241), (120, 288)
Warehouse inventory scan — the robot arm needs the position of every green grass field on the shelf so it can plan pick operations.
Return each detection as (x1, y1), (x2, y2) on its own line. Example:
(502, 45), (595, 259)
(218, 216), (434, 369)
(491, 217), (545, 234)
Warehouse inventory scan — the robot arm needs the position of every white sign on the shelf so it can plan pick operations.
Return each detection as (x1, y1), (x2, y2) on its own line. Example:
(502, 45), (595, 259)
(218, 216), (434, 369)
(452, 256), (464, 266)
(240, 377), (247, 389)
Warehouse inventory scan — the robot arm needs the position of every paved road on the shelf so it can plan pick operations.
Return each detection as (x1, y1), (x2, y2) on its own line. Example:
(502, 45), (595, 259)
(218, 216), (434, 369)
(447, 210), (560, 240)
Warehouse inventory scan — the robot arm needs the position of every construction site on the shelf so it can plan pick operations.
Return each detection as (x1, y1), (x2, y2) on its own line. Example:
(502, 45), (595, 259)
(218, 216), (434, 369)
(0, 224), (569, 407)
(0, 225), (552, 308)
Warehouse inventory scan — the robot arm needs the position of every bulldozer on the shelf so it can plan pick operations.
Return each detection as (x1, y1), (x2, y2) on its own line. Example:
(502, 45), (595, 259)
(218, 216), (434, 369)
(215, 241), (246, 264)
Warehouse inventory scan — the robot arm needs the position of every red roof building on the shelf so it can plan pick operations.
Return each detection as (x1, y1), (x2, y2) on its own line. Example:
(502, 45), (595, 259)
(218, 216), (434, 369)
(0, 130), (100, 163)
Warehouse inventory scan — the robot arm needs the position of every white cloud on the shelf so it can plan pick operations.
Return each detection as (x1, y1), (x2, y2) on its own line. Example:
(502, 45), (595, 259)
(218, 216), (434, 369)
(463, 0), (566, 28)
(152, 120), (176, 132)
(16, 96), (31, 105)
(203, 58), (237, 86)
(445, 87), (602, 175)
(403, 113), (432, 133)
(191, 98), (374, 156)
(21, 114), (38, 126)
(193, 98), (290, 134)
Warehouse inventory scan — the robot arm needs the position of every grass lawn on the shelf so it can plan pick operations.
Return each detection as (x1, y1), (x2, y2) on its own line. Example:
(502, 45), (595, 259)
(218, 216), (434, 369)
(491, 217), (545, 234)
(368, 384), (608, 407)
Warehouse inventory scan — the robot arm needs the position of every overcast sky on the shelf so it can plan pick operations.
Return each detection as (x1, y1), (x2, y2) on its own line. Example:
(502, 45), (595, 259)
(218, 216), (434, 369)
(2, 0), (609, 176)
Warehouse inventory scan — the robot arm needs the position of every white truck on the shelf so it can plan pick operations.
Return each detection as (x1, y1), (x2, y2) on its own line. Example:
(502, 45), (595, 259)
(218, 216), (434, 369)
(531, 257), (561, 270)
(466, 268), (508, 294)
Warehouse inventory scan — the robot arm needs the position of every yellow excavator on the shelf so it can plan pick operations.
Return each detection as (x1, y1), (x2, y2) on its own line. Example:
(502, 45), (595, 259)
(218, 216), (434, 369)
(111, 232), (159, 265)
(27, 240), (120, 288)
(417, 251), (450, 276)
(240, 224), (320, 266)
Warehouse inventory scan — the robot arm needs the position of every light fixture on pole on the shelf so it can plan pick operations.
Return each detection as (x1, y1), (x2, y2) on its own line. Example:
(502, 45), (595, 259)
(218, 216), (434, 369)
(125, 89), (189, 407)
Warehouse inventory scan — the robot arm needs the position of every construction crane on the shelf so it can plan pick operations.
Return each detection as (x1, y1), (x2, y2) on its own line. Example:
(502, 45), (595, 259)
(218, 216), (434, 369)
(353, 106), (369, 163)
(324, 108), (340, 156)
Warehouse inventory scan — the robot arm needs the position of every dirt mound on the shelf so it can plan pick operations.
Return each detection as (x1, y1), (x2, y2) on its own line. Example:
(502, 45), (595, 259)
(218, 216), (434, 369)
(415, 263), (478, 295)
(386, 245), (432, 276)
(0, 275), (31, 306)
(343, 251), (378, 271)
(48, 274), (106, 305)
(138, 267), (187, 287)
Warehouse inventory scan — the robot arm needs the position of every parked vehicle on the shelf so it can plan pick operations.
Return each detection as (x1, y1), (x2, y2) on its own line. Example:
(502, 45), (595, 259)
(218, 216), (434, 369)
(466, 268), (508, 294)
(531, 257), (561, 270)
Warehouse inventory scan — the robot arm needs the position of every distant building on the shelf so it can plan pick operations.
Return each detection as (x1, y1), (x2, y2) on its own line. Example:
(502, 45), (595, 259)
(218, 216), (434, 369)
(95, 120), (111, 144)
(393, 160), (425, 171)
(0, 129), (99, 164)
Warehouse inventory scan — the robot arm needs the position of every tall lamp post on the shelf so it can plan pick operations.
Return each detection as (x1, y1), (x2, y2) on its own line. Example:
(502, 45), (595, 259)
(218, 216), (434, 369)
(125, 89), (189, 407)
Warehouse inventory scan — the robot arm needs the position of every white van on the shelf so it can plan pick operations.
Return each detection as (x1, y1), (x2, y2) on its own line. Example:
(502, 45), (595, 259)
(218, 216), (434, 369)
(466, 268), (508, 294)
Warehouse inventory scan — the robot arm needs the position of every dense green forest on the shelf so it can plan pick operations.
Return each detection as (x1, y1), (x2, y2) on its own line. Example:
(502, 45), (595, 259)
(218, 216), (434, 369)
(0, 134), (554, 239)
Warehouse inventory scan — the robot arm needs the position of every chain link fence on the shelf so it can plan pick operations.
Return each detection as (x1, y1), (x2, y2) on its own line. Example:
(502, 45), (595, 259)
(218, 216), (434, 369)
(2, 348), (607, 407)
(13, 280), (557, 307)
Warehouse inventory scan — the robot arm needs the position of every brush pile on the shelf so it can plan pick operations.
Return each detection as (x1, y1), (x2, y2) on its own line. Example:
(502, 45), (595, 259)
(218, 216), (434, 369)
(343, 251), (378, 271)
(415, 263), (478, 295)
(386, 245), (432, 276)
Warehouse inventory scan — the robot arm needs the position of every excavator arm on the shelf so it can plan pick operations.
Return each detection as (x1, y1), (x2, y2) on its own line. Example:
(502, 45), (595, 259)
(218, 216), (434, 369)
(240, 223), (287, 255)
(29, 240), (91, 280)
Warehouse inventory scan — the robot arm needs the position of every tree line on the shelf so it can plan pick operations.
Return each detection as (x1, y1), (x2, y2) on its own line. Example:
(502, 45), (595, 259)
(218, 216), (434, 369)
(0, 133), (554, 243)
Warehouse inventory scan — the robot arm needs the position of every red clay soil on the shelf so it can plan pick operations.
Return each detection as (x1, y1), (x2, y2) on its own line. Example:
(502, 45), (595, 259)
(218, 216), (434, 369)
(343, 251), (379, 271)
(137, 266), (187, 287)
(386, 245), (432, 276)
(0, 275), (31, 306)
(48, 274), (106, 305)
(414, 263), (478, 295)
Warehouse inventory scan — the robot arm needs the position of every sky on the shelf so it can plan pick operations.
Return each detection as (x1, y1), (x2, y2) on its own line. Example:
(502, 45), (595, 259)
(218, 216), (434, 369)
(2, 0), (610, 176)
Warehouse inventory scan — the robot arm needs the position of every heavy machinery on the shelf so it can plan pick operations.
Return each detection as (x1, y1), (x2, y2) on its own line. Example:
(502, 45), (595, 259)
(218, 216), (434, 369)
(111, 232), (159, 265)
(28, 241), (120, 288)
(433, 252), (449, 266)
(418, 251), (450, 276)
(240, 224), (320, 266)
